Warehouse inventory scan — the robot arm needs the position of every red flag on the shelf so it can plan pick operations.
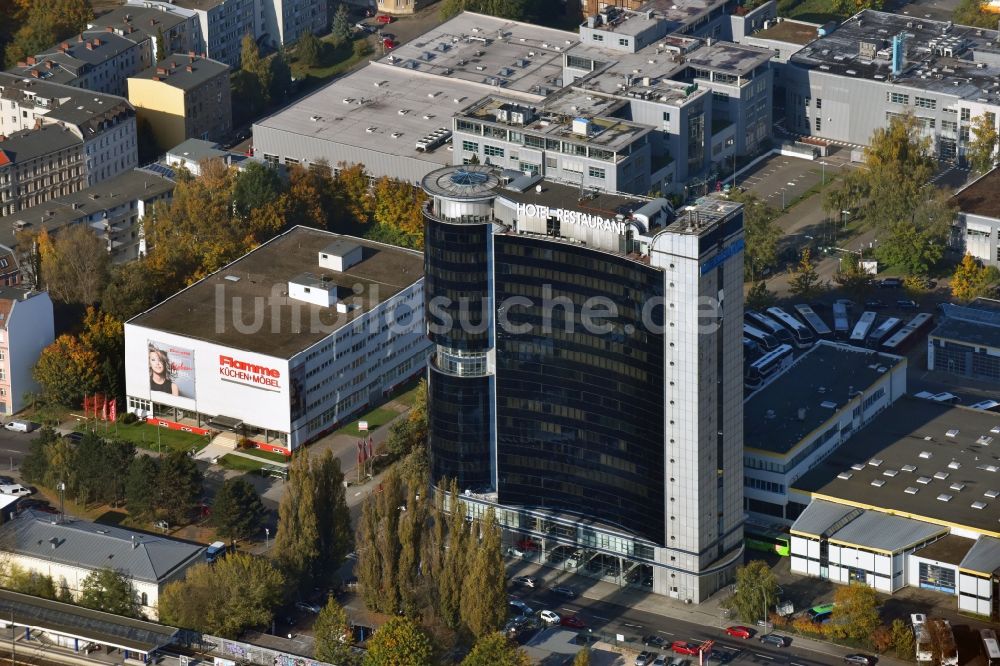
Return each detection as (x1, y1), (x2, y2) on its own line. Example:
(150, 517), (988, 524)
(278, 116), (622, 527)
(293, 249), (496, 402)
(367, 436), (373, 460)
(356, 440), (363, 465)
(101, 397), (108, 422)
(83, 395), (89, 418)
(109, 399), (117, 422)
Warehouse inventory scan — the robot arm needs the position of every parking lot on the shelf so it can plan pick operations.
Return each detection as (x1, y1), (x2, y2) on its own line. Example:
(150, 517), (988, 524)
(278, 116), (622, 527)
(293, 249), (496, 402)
(738, 155), (830, 209)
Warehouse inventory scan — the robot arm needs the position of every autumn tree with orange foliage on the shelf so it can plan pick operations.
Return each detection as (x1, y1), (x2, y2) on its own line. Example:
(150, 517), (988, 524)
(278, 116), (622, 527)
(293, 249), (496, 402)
(33, 335), (101, 406)
(332, 162), (373, 228)
(4, 0), (93, 67)
(371, 176), (426, 249)
(38, 224), (111, 305)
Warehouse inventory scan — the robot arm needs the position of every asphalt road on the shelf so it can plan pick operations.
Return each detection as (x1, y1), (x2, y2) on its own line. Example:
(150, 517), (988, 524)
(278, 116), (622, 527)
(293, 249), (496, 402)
(508, 585), (857, 666)
(0, 428), (34, 474)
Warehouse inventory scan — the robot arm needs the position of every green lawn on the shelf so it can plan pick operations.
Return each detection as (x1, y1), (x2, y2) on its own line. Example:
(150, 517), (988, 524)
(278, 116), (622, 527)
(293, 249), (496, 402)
(237, 447), (290, 463)
(290, 36), (372, 87)
(390, 380), (422, 408)
(779, 0), (845, 24)
(76, 421), (209, 454)
(334, 405), (401, 438)
(218, 454), (266, 472)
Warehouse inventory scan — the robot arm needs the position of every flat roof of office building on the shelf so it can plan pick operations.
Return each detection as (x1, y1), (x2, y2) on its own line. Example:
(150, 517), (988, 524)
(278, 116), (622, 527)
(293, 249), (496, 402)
(751, 19), (820, 45)
(128, 226), (423, 358)
(953, 168), (1000, 220)
(254, 62), (533, 168)
(744, 341), (905, 456)
(684, 41), (773, 75)
(498, 176), (652, 217)
(593, 0), (729, 35)
(793, 397), (1000, 537)
(790, 10), (1000, 104)
(377, 12), (575, 96)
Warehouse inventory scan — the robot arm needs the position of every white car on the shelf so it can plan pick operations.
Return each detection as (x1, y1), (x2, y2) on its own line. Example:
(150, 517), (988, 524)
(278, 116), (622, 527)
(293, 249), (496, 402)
(539, 610), (560, 625)
(970, 399), (1000, 411)
(914, 391), (961, 404)
(0, 484), (32, 496)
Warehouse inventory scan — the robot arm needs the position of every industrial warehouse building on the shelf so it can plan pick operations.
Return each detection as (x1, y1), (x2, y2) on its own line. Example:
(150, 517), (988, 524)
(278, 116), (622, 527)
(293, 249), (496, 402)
(788, 398), (1000, 620)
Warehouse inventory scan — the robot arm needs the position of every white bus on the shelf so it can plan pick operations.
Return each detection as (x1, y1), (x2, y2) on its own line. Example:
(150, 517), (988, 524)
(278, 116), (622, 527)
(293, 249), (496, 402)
(867, 317), (901, 348)
(744, 323), (781, 352)
(850, 311), (877, 343)
(746, 311), (795, 346)
(766, 306), (816, 348)
(981, 629), (1000, 666)
(832, 302), (850, 338)
(881, 312), (933, 353)
(745, 344), (794, 390)
(794, 304), (832, 339)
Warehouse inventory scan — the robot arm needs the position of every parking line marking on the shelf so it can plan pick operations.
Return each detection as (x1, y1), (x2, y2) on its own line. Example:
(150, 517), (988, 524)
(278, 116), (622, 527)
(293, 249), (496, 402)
(658, 630), (675, 636)
(592, 615), (609, 621)
(753, 654), (775, 661)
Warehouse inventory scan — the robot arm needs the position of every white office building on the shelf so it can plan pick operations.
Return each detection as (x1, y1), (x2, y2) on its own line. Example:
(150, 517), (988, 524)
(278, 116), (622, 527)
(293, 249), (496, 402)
(124, 226), (429, 453)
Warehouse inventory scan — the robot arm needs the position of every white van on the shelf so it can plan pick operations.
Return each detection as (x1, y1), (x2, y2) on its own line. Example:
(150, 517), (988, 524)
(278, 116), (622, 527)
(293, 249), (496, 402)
(3, 420), (35, 433)
(0, 484), (32, 496)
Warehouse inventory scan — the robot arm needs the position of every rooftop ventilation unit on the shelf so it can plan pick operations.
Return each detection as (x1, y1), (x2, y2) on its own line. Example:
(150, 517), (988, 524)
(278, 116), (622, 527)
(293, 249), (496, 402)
(868, 458), (883, 467)
(871, 479), (886, 487)
(919, 451), (932, 459)
(946, 429), (959, 437)
(917, 476), (932, 484)
(883, 469), (898, 477)
(971, 501), (987, 509)
(851, 463), (865, 471)
(901, 464), (917, 472)
(949, 482), (965, 491)
(986, 489), (999, 498)
(905, 487), (919, 494)
(977, 435), (994, 445)
(937, 494), (952, 502)
(933, 471), (950, 480)
(838, 472), (853, 480)
(948, 460), (961, 469)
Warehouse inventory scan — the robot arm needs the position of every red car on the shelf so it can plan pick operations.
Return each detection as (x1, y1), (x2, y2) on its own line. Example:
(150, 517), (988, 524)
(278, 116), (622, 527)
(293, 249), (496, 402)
(672, 641), (701, 656)
(376, 14), (393, 24)
(383, 38), (397, 50)
(516, 538), (540, 551)
(561, 615), (586, 629)
(725, 626), (752, 639)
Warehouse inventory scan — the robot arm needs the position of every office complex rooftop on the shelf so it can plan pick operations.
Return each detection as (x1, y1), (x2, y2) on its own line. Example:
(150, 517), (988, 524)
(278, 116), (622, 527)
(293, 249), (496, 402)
(932, 300), (1000, 349)
(793, 398), (1000, 536)
(790, 10), (1000, 104)
(128, 226), (423, 357)
(752, 19), (820, 45)
(379, 12), (576, 96)
(745, 341), (905, 455)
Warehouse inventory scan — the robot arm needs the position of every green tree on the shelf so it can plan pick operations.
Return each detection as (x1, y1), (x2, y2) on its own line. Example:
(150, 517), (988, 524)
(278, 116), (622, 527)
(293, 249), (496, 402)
(876, 187), (952, 275)
(891, 618), (915, 659)
(4, 0), (93, 67)
(723, 560), (778, 624)
(212, 477), (266, 541)
(159, 554), (285, 637)
(828, 583), (881, 642)
(33, 334), (100, 406)
(268, 49), (292, 101)
(954, 0), (996, 28)
(7, 565), (57, 599)
(20, 429), (54, 485)
(462, 632), (531, 666)
(296, 31), (322, 67)
(363, 617), (433, 666)
(375, 470), (404, 613)
(331, 4), (351, 46)
(313, 450), (353, 587)
(968, 112), (999, 173)
(314, 598), (357, 666)
(233, 161), (284, 220)
(729, 190), (779, 282)
(102, 260), (163, 321)
(273, 452), (320, 595)
(461, 507), (506, 638)
(355, 488), (383, 610)
(951, 253), (999, 301)
(835, 253), (875, 300)
(125, 455), (160, 522)
(157, 450), (203, 526)
(439, 481), (469, 629)
(574, 648), (592, 666)
(745, 281), (776, 310)
(353, 37), (373, 59)
(38, 200), (111, 305)
(789, 248), (823, 299)
(397, 482), (425, 618)
(155, 26), (166, 60)
(78, 568), (142, 617)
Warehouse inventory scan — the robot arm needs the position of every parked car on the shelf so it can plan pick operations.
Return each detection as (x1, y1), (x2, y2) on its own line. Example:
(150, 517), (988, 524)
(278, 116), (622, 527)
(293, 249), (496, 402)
(759, 634), (788, 647)
(879, 277), (903, 288)
(897, 299), (919, 310)
(511, 576), (536, 588)
(509, 599), (533, 616)
(3, 420), (35, 433)
(375, 13), (393, 23)
(643, 635), (666, 648)
(153, 519), (170, 530)
(970, 399), (1000, 411)
(0, 484), (32, 496)
(295, 601), (321, 614)
(635, 652), (655, 666)
(382, 38), (397, 49)
(63, 432), (85, 445)
(914, 391), (961, 404)
(507, 547), (527, 557)
(672, 642), (701, 656)
(843, 655), (875, 666)
(516, 538), (541, 551)
(834, 298), (855, 311)
(652, 656), (668, 666)
(561, 615), (586, 629)
(864, 299), (887, 309)
(551, 586), (577, 598)
(725, 626), (752, 639)
(539, 610), (560, 625)
(0, 476), (14, 486)
(354, 21), (375, 33)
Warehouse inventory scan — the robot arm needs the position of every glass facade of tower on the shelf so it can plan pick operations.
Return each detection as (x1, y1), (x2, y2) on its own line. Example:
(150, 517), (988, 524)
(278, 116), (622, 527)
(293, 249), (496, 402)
(492, 234), (667, 544)
(424, 218), (491, 352)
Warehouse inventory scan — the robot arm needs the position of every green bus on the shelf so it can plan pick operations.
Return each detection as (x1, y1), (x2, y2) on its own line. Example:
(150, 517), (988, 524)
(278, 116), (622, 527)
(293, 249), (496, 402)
(746, 529), (791, 557)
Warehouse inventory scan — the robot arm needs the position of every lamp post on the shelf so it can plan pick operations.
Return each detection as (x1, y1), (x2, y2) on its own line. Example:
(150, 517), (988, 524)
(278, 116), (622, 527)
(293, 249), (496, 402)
(841, 209), (851, 230)
(781, 188), (786, 210)
(264, 527), (270, 551)
(820, 161), (827, 186)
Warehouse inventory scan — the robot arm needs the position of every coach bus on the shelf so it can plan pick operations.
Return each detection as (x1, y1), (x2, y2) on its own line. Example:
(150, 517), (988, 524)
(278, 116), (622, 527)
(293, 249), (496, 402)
(881, 313), (934, 353)
(766, 306), (816, 348)
(746, 311), (795, 346)
(867, 317), (901, 348)
(832, 302), (850, 338)
(794, 304), (833, 340)
(745, 344), (794, 390)
(744, 323), (781, 352)
(850, 311), (877, 343)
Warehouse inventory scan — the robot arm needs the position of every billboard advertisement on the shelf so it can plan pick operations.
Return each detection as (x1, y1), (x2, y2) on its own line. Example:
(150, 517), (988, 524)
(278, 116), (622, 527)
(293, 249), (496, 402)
(146, 340), (196, 409)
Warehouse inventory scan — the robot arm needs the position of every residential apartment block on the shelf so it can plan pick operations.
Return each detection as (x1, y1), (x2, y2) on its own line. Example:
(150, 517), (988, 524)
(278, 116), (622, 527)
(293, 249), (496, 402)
(783, 10), (1000, 161)
(0, 126), (86, 218)
(0, 74), (138, 188)
(5, 168), (175, 264)
(128, 54), (232, 151)
(126, 0), (324, 69)
(0, 288), (54, 415)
